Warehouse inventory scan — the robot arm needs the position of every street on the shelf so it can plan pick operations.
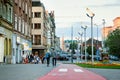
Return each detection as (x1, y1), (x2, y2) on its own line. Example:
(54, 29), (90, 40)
(0, 62), (120, 80)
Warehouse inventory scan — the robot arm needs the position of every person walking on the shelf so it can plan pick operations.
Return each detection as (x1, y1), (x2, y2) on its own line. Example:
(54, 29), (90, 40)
(45, 50), (51, 67)
(51, 48), (57, 66)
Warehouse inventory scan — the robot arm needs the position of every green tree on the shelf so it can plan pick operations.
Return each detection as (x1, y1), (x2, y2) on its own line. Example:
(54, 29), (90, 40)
(69, 41), (77, 54)
(86, 46), (97, 55)
(105, 29), (120, 58)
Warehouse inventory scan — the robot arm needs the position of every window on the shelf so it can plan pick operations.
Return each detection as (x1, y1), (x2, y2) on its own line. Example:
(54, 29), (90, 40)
(8, 7), (11, 22)
(34, 35), (41, 45)
(0, 2), (2, 16)
(34, 23), (41, 29)
(31, 23), (33, 29)
(22, 20), (24, 34)
(3, 5), (6, 19)
(19, 0), (21, 7)
(14, 14), (17, 30)
(34, 12), (41, 18)
(32, 35), (33, 44)
(18, 17), (21, 32)
(25, 3), (27, 14)
(32, 12), (33, 18)
(29, 8), (31, 17)
(29, 24), (31, 36)
(25, 22), (28, 35)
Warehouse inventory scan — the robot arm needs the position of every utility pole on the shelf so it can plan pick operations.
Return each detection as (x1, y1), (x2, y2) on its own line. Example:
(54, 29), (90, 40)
(81, 26), (87, 62)
(71, 26), (73, 63)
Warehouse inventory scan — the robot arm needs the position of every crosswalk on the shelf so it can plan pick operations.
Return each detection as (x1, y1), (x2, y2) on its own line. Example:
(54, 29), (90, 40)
(58, 68), (84, 72)
(38, 64), (106, 80)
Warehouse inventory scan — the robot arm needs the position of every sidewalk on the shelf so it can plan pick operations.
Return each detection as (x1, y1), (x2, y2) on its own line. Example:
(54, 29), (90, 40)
(38, 64), (106, 80)
(0, 63), (58, 80)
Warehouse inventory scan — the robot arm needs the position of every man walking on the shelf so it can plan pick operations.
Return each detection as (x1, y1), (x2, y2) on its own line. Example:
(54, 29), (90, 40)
(51, 48), (57, 66)
(45, 50), (51, 67)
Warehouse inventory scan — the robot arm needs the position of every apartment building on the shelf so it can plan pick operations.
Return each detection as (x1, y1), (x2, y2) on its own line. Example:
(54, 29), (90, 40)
(12, 0), (32, 64)
(113, 17), (120, 29)
(0, 0), (13, 63)
(102, 17), (120, 40)
(32, 0), (48, 58)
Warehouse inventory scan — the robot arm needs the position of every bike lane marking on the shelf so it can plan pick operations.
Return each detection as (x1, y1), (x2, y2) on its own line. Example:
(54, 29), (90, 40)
(38, 64), (106, 80)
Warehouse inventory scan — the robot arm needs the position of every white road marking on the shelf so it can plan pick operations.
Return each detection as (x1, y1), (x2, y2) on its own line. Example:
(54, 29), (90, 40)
(59, 68), (68, 72)
(74, 69), (84, 72)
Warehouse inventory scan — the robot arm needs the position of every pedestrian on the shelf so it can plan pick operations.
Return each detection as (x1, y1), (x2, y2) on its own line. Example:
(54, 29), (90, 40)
(51, 48), (57, 66)
(29, 54), (34, 63)
(22, 51), (26, 64)
(42, 56), (46, 64)
(45, 50), (51, 67)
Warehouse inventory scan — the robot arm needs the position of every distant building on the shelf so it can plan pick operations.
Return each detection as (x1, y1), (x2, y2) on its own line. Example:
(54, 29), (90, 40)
(102, 17), (120, 39)
(55, 36), (61, 52)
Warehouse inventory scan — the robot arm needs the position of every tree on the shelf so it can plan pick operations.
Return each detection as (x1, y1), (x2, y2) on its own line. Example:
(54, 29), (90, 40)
(86, 46), (97, 55)
(69, 41), (77, 54)
(105, 29), (120, 58)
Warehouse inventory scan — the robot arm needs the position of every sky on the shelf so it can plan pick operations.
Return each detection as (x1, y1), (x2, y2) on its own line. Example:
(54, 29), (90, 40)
(41, 0), (120, 41)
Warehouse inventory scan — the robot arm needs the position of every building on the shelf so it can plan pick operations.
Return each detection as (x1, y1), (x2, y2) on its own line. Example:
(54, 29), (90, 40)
(32, 0), (48, 58)
(102, 17), (120, 39)
(0, 0), (13, 63)
(49, 11), (56, 49)
(12, 0), (32, 64)
(113, 17), (120, 29)
(55, 36), (61, 52)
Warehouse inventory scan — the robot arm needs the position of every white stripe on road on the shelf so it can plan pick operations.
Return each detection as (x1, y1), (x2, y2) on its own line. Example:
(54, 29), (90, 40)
(74, 69), (84, 72)
(59, 68), (68, 72)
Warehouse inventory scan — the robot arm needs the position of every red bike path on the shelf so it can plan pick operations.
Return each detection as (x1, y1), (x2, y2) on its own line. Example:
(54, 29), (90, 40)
(38, 64), (106, 80)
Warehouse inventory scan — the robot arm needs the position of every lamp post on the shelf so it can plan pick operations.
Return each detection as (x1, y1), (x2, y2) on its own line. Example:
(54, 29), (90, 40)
(78, 32), (83, 62)
(94, 24), (98, 48)
(75, 37), (80, 63)
(81, 26), (87, 62)
(102, 19), (105, 52)
(86, 8), (95, 64)
(71, 26), (73, 63)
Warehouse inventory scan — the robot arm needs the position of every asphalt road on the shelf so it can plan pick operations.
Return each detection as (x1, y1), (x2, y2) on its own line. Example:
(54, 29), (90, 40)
(86, 68), (120, 80)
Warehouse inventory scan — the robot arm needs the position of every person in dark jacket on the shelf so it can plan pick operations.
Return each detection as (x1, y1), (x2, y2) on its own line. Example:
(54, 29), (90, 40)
(51, 48), (57, 66)
(45, 51), (51, 67)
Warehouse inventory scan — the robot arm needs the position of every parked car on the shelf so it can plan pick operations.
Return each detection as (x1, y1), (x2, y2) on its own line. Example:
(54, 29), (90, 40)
(109, 55), (119, 61)
(57, 54), (69, 61)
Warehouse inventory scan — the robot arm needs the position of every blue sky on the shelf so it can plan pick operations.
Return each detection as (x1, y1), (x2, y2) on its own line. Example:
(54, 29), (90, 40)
(41, 0), (120, 41)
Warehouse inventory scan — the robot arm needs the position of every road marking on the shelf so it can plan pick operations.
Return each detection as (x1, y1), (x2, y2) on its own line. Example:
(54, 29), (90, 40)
(74, 69), (84, 72)
(59, 68), (68, 72)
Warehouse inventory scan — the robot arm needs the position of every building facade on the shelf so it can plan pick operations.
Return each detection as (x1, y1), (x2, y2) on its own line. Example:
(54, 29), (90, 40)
(32, 0), (48, 58)
(12, 0), (32, 64)
(102, 17), (120, 39)
(0, 0), (13, 63)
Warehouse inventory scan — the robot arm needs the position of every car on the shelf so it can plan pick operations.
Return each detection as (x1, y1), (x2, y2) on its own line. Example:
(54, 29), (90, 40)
(57, 54), (69, 61)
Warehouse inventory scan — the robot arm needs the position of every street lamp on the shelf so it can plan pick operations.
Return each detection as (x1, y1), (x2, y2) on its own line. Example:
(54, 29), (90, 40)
(75, 37), (80, 63)
(94, 24), (99, 48)
(81, 26), (87, 62)
(86, 8), (95, 64)
(102, 19), (106, 52)
(78, 32), (83, 62)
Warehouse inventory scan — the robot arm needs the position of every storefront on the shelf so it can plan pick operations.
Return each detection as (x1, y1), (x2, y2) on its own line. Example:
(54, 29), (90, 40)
(12, 34), (32, 64)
